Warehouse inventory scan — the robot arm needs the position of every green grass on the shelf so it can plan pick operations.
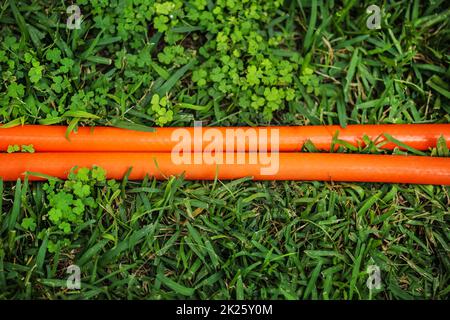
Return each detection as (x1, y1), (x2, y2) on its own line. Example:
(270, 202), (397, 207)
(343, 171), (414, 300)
(0, 0), (449, 299)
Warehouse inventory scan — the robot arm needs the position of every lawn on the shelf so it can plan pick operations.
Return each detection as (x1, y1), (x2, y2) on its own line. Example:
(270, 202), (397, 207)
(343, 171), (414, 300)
(0, 0), (449, 299)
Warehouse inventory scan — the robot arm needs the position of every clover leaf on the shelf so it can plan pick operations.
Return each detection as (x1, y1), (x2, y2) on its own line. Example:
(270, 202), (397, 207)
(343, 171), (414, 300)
(21, 217), (37, 231)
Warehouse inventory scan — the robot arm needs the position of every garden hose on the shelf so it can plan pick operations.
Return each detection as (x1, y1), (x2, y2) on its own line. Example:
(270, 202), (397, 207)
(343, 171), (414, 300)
(1, 124), (449, 152)
(1, 152), (449, 185)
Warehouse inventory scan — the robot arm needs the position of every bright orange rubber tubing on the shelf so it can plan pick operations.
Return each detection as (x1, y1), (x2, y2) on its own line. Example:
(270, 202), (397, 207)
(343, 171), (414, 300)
(0, 124), (449, 152)
(1, 152), (449, 185)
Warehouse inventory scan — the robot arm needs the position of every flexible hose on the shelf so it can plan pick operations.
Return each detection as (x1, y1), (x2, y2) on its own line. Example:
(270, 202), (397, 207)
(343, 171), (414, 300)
(1, 152), (449, 184)
(1, 124), (449, 152)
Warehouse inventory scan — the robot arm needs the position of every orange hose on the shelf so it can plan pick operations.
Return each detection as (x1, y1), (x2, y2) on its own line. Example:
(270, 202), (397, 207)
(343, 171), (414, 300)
(1, 152), (449, 184)
(0, 124), (449, 152)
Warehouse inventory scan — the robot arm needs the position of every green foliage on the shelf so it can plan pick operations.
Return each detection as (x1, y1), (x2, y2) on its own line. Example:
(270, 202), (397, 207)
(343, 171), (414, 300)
(21, 144), (35, 153)
(158, 45), (190, 66)
(0, 0), (449, 301)
(6, 144), (20, 153)
(28, 60), (44, 84)
(6, 144), (35, 153)
(41, 167), (111, 252)
(7, 82), (24, 99)
(45, 48), (62, 64)
(21, 217), (36, 231)
(300, 67), (321, 95)
(148, 94), (174, 126)
(1, 0), (448, 126)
